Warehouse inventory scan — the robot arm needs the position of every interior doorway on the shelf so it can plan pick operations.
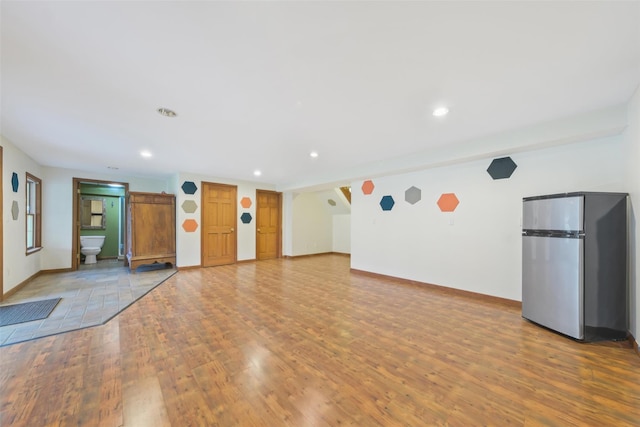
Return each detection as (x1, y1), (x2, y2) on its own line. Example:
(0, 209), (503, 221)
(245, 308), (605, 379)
(201, 182), (237, 267)
(256, 190), (282, 260)
(72, 178), (129, 270)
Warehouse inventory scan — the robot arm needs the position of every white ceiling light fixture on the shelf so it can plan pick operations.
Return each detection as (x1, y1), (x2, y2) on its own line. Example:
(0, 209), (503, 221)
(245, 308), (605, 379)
(310, 151), (319, 158)
(432, 107), (449, 117)
(157, 107), (177, 117)
(140, 150), (152, 158)
(253, 170), (262, 177)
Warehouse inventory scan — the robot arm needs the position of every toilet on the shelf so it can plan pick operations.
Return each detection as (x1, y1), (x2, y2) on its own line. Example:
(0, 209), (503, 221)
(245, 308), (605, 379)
(80, 236), (106, 264)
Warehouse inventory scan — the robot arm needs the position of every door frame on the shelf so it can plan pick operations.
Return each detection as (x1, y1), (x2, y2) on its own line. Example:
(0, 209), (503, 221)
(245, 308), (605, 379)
(255, 189), (282, 260)
(200, 181), (238, 267)
(72, 178), (129, 270)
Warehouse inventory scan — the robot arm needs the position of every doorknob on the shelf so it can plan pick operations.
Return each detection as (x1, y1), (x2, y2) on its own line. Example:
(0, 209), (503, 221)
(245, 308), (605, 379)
(257, 228), (261, 232)
(230, 228), (234, 232)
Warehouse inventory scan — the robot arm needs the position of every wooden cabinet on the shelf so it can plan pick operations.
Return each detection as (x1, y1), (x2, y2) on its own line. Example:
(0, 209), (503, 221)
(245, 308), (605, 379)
(127, 192), (176, 272)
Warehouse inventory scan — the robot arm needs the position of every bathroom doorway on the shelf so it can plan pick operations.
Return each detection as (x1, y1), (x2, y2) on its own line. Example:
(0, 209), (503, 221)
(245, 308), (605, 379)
(72, 178), (129, 270)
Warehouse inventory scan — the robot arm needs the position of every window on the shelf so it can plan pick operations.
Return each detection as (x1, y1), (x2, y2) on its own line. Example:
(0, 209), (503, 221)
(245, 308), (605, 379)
(26, 173), (42, 254)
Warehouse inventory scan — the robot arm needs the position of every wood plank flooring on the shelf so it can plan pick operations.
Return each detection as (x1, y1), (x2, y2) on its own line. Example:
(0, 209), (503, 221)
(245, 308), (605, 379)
(1, 254), (638, 426)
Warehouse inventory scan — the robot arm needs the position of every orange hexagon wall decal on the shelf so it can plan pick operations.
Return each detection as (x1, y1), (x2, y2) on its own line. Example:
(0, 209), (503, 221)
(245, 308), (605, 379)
(361, 180), (375, 195)
(437, 193), (459, 212)
(240, 197), (252, 208)
(182, 219), (198, 232)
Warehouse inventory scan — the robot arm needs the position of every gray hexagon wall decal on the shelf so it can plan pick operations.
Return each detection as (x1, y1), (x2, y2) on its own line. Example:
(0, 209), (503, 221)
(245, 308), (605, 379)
(11, 201), (19, 220)
(380, 195), (395, 211)
(181, 200), (198, 213)
(487, 157), (517, 180)
(405, 186), (422, 205)
(181, 180), (198, 195)
(11, 173), (19, 192)
(240, 212), (252, 224)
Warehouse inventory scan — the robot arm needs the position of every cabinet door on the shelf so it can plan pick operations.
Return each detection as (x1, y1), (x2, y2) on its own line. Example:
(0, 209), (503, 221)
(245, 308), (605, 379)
(131, 196), (175, 257)
(522, 235), (584, 339)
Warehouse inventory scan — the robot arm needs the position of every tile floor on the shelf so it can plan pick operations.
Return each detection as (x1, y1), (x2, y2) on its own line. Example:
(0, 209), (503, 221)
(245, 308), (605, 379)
(0, 260), (176, 346)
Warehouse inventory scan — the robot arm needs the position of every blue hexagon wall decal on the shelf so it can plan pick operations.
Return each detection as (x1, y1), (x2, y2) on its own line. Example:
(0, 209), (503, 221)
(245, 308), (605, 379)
(380, 195), (395, 211)
(240, 212), (252, 224)
(181, 180), (198, 195)
(487, 157), (517, 180)
(11, 173), (19, 192)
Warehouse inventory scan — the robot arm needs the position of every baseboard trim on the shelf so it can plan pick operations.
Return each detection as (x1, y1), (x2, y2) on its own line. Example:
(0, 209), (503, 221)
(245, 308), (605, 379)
(40, 267), (74, 275)
(2, 271), (41, 301)
(629, 333), (639, 358)
(350, 268), (521, 309)
(284, 252), (351, 259)
(176, 265), (201, 271)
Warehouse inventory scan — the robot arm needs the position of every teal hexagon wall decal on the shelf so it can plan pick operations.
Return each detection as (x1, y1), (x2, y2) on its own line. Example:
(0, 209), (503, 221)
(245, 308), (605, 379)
(181, 181), (198, 195)
(11, 173), (19, 192)
(487, 157), (517, 180)
(380, 195), (395, 211)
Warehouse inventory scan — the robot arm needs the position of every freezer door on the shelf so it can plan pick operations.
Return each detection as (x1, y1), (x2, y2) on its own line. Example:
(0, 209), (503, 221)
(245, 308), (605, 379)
(522, 235), (584, 339)
(523, 196), (584, 232)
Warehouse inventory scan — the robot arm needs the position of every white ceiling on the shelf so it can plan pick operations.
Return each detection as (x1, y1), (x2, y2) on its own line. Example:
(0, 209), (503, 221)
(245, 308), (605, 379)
(2, 1), (639, 191)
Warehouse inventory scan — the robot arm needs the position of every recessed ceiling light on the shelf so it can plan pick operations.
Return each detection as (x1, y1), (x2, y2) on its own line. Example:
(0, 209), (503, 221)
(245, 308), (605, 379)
(433, 107), (449, 117)
(157, 107), (177, 117)
(253, 170), (262, 176)
(140, 150), (152, 158)
(310, 151), (319, 158)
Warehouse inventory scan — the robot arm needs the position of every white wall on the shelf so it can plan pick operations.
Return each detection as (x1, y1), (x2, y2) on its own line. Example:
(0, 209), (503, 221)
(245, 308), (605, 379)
(174, 172), (276, 267)
(290, 192), (333, 256)
(333, 214), (351, 254)
(351, 135), (626, 302)
(623, 86), (640, 343)
(2, 137), (43, 293)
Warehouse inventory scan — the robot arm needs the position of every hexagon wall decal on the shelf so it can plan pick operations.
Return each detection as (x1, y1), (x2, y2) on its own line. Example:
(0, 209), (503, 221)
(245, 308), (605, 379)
(437, 193), (459, 212)
(240, 197), (252, 208)
(361, 180), (375, 195)
(11, 201), (19, 220)
(405, 186), (422, 205)
(328, 199), (336, 206)
(181, 200), (198, 214)
(380, 195), (395, 211)
(487, 156), (517, 180)
(240, 212), (253, 224)
(11, 173), (19, 192)
(182, 219), (198, 232)
(181, 181), (198, 195)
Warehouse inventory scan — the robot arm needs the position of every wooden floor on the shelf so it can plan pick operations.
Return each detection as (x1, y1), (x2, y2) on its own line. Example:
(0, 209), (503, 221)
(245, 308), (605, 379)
(1, 255), (638, 426)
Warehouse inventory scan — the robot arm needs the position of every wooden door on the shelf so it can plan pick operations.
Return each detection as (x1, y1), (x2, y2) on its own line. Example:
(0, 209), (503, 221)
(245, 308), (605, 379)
(202, 182), (237, 266)
(256, 190), (281, 260)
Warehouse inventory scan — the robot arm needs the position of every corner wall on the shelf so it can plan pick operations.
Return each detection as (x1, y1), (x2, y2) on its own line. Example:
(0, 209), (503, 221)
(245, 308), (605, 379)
(1, 137), (42, 294)
(351, 134), (626, 302)
(290, 192), (333, 256)
(623, 86), (640, 343)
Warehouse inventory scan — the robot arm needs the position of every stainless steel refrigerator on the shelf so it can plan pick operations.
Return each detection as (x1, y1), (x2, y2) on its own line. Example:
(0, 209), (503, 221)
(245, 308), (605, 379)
(521, 192), (628, 341)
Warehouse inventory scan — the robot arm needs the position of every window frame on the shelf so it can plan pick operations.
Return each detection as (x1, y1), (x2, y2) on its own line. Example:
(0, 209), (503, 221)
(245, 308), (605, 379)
(25, 172), (42, 255)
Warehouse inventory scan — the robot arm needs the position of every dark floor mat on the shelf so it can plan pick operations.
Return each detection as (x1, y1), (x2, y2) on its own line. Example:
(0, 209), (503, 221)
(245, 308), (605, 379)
(0, 298), (61, 327)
